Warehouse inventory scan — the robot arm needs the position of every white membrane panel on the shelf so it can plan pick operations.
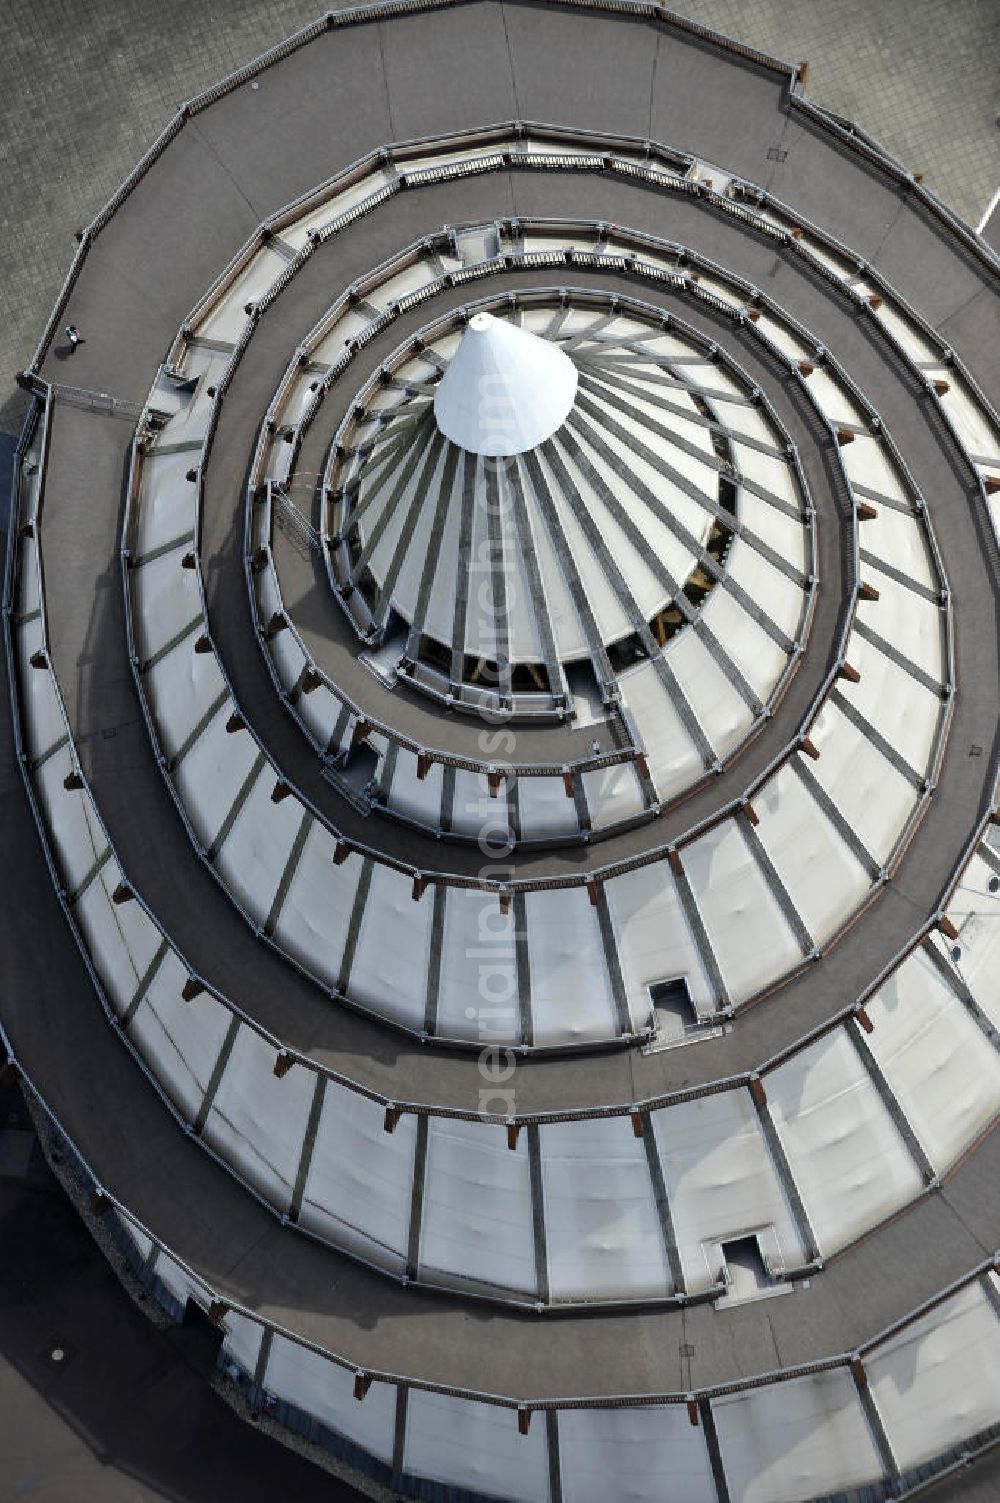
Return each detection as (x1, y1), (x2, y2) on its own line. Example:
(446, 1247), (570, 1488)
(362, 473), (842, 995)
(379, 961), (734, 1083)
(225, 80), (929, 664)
(525, 886), (617, 1044)
(652, 1089), (804, 1293)
(866, 945), (1000, 1173)
(270, 823), (353, 989)
(767, 1028), (924, 1255)
(404, 1390), (550, 1503)
(682, 818), (803, 1000)
(435, 885), (519, 1041)
(419, 1116), (536, 1296)
(202, 1027), (315, 1207)
(605, 862), (714, 1026)
(349, 862), (432, 1030)
(129, 953), (233, 1123)
(867, 1279), (1000, 1472)
(265, 1336), (396, 1462)
(754, 757), (870, 940)
(298, 1086), (417, 1271)
(558, 1404), (716, 1503)
(540, 1116), (672, 1300)
(713, 1369), (883, 1503)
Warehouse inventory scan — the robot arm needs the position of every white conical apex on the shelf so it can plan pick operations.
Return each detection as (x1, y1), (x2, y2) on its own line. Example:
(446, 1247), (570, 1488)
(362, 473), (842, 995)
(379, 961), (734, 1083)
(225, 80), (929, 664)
(433, 311), (578, 457)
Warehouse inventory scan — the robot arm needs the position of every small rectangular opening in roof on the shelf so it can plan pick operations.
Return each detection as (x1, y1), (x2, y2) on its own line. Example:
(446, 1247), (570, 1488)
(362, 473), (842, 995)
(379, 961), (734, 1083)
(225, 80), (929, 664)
(644, 976), (726, 1053)
(714, 1235), (793, 1308)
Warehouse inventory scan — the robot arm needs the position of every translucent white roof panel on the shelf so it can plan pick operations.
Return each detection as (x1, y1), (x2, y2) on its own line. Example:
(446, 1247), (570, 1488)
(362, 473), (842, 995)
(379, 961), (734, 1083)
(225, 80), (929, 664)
(405, 1390), (550, 1503)
(767, 1027), (924, 1256)
(419, 1116), (536, 1295)
(540, 1116), (672, 1300)
(867, 1279), (1000, 1472)
(653, 1089), (804, 1293)
(558, 1404), (716, 1503)
(605, 861), (714, 1026)
(682, 817), (803, 1000)
(299, 1085), (417, 1270)
(713, 1369), (882, 1503)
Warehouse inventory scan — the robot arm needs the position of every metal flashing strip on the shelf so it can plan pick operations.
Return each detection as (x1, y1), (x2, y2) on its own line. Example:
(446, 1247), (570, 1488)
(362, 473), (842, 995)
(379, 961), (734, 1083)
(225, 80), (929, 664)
(405, 440), (461, 657)
(140, 613), (202, 673)
(540, 437), (656, 638)
(192, 1014), (241, 1136)
(167, 689), (230, 772)
(289, 1073), (327, 1224)
(352, 423), (435, 574)
(851, 618), (943, 697)
(641, 1116), (685, 1293)
(30, 732), (69, 772)
(750, 1090), (822, 1266)
(920, 937), (1000, 1046)
(504, 454), (564, 699)
(858, 547), (941, 604)
(650, 654), (716, 768)
(206, 751), (267, 863)
(263, 810), (312, 938)
(513, 889), (533, 1048)
(372, 429), (446, 627)
(449, 449), (479, 684)
(671, 857), (731, 1012)
(335, 855), (375, 1001)
(484, 456), (513, 701)
(120, 936), (170, 1032)
(527, 1123), (550, 1305)
(740, 815), (814, 956)
(405, 1113), (429, 1280)
(791, 754), (882, 882)
(67, 845), (113, 905)
(584, 363), (784, 460)
(558, 418), (693, 612)
(131, 529), (196, 568)
(691, 619), (763, 713)
(846, 1017), (936, 1184)
(699, 1399), (733, 1503)
(518, 447), (614, 691)
(423, 884), (446, 1035)
(594, 887), (632, 1036)
(829, 686), (926, 791)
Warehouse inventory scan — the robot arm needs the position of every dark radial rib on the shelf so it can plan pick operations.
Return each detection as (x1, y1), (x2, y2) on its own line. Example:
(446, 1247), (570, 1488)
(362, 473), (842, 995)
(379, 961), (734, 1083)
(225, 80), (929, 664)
(503, 456), (565, 698)
(539, 438), (664, 643)
(371, 429), (446, 628)
(449, 449), (479, 685)
(517, 447), (616, 693)
(405, 440), (462, 658)
(553, 423), (696, 620)
(580, 362), (785, 459)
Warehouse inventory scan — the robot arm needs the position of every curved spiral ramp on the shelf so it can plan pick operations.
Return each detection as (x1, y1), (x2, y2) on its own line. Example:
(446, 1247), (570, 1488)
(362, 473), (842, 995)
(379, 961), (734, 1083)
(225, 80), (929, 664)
(6, 4), (1000, 1500)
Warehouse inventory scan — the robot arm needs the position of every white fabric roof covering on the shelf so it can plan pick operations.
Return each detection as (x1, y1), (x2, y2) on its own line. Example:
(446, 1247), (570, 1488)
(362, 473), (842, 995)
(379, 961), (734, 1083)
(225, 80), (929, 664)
(433, 311), (578, 456)
(867, 1278), (1000, 1471)
(713, 1369), (883, 1503)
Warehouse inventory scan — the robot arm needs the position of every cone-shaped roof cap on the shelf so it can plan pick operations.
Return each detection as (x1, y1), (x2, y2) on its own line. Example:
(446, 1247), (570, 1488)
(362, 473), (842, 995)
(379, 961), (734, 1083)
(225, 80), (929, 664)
(433, 311), (578, 456)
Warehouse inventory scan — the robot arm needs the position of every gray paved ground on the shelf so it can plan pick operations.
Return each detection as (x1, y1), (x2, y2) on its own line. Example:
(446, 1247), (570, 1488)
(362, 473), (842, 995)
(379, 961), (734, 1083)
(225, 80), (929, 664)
(1, 0), (998, 436)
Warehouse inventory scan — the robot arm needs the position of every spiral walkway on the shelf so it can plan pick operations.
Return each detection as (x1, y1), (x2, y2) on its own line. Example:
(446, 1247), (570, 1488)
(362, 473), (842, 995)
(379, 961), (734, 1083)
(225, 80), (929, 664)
(5, 3), (1000, 1500)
